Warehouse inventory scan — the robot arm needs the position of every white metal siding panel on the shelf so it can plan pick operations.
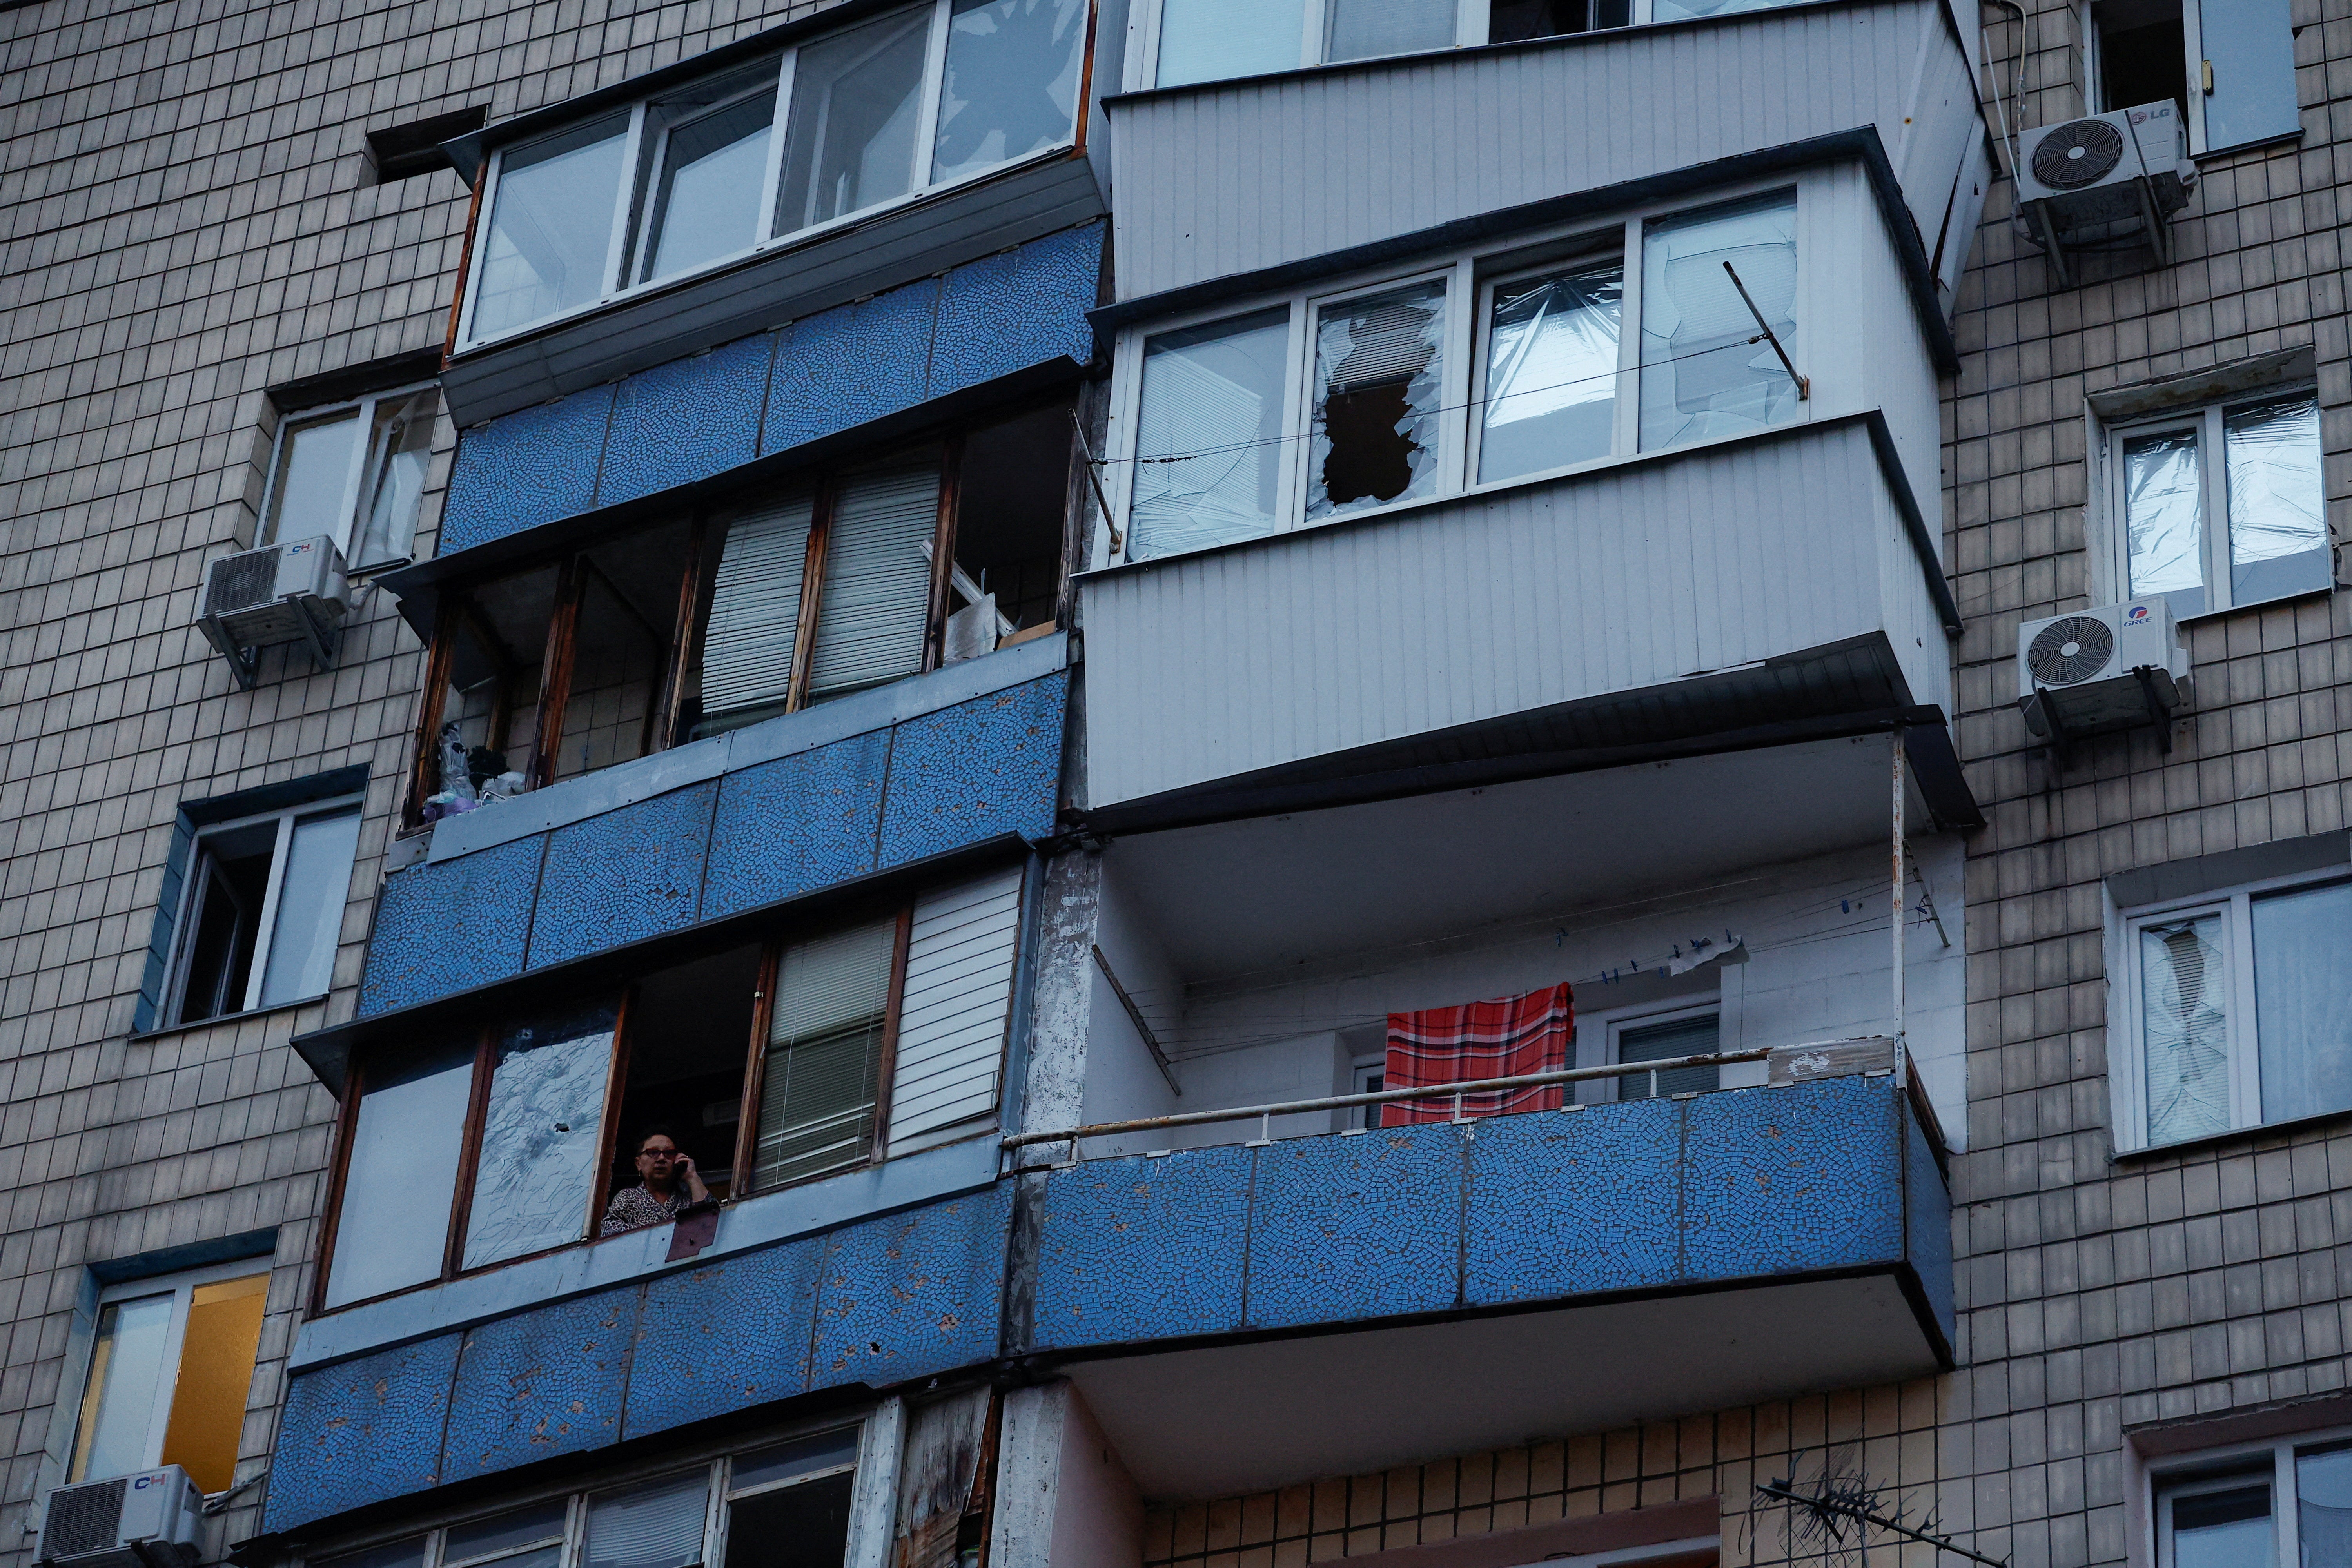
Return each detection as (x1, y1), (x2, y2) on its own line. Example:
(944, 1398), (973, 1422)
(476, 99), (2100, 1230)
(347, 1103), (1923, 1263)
(1107, 0), (1971, 301)
(1080, 421), (1924, 807)
(887, 866), (1025, 1154)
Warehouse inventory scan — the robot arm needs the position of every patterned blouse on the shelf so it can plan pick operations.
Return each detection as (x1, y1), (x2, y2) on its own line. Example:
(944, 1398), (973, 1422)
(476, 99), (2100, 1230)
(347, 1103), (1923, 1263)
(601, 1184), (688, 1236)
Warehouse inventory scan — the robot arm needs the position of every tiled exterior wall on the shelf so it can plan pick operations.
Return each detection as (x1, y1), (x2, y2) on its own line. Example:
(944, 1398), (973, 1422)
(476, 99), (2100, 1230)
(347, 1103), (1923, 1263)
(1139, 1385), (1947, 1568)
(0, 0), (856, 1557)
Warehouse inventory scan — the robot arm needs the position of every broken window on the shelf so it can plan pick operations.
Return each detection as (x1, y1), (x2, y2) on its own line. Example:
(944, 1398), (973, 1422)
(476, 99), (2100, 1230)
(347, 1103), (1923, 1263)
(2108, 387), (2327, 620)
(1487, 0), (1629, 41)
(1129, 310), (1290, 560)
(319, 868), (1026, 1308)
(1476, 258), (1622, 483)
(1637, 190), (1799, 449)
(2092, 0), (2295, 151)
(1307, 279), (1446, 522)
(70, 1264), (270, 1492)
(949, 405), (1073, 654)
(167, 795), (363, 1026)
(933, 0), (1090, 183)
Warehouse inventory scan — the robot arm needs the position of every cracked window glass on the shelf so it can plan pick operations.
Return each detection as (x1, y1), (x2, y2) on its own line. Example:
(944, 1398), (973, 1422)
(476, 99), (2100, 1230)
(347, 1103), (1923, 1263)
(2141, 913), (2229, 1146)
(1307, 280), (1446, 523)
(1131, 309), (1290, 560)
(932, 0), (1087, 183)
(1638, 191), (1798, 449)
(463, 1001), (619, 1269)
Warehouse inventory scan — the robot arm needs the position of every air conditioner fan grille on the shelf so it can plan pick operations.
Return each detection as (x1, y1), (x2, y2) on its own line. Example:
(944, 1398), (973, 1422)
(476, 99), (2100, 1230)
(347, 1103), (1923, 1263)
(2027, 615), (2118, 686)
(2031, 118), (2127, 190)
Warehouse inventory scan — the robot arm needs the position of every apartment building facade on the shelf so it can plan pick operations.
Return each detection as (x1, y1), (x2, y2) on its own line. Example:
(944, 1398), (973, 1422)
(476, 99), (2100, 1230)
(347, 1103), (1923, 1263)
(2, 0), (2348, 1561)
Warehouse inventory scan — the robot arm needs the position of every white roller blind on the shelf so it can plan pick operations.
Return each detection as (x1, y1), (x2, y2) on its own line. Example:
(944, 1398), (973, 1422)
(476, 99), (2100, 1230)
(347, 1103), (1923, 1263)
(701, 496), (815, 720)
(807, 465), (938, 701)
(887, 866), (1024, 1155)
(754, 916), (898, 1191)
(585, 1473), (709, 1568)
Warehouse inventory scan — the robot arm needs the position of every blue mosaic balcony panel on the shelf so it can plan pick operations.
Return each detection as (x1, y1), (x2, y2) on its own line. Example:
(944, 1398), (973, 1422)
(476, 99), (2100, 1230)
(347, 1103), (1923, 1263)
(438, 222), (1105, 557)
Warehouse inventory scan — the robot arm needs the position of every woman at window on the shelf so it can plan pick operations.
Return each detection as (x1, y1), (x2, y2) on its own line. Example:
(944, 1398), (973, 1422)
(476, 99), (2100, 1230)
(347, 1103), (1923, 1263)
(600, 1128), (713, 1234)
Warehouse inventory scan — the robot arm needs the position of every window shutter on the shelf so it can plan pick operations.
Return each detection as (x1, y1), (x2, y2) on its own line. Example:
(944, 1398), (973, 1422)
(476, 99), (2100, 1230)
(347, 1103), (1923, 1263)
(700, 496), (815, 722)
(887, 866), (1025, 1156)
(806, 465), (938, 701)
(753, 917), (897, 1191)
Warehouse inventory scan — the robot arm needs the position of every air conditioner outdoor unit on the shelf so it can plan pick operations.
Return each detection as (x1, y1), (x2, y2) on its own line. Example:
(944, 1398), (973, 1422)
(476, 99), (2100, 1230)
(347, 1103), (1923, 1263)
(2017, 599), (2191, 751)
(2016, 101), (2197, 284)
(34, 1467), (202, 1568)
(196, 534), (350, 690)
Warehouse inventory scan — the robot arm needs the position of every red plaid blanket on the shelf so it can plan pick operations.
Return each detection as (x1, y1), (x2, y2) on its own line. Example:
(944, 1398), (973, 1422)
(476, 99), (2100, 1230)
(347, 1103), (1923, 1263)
(1381, 983), (1574, 1126)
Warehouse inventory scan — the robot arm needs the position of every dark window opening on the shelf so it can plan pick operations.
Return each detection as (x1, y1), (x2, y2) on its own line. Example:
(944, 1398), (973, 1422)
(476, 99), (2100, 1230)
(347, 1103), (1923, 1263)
(724, 1470), (857, 1568)
(175, 824), (275, 1025)
(1488, 0), (1630, 42)
(608, 944), (765, 1208)
(951, 405), (1074, 654)
(2096, 0), (2187, 119)
(366, 107), (490, 185)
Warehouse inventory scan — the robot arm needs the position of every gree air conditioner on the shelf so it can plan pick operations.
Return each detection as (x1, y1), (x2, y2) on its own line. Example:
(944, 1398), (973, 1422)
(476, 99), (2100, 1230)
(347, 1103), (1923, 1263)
(34, 1467), (203, 1568)
(195, 535), (350, 690)
(2016, 599), (2191, 750)
(2015, 101), (2197, 284)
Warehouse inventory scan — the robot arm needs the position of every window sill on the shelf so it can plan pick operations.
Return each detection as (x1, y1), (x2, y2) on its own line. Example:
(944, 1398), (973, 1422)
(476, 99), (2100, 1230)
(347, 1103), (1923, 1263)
(2111, 1100), (2352, 1164)
(129, 993), (330, 1045)
(2174, 581), (2335, 626)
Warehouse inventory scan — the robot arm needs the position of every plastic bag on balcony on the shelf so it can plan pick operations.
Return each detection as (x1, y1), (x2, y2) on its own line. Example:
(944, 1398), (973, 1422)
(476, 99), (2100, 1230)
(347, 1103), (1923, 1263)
(438, 721), (477, 804)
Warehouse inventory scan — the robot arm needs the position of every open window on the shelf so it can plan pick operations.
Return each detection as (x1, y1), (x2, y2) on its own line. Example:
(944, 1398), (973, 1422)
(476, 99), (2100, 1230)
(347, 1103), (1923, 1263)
(319, 867), (1026, 1310)
(70, 1261), (270, 1493)
(2091, 0), (2299, 153)
(410, 409), (1072, 825)
(263, 384), (438, 572)
(163, 795), (363, 1027)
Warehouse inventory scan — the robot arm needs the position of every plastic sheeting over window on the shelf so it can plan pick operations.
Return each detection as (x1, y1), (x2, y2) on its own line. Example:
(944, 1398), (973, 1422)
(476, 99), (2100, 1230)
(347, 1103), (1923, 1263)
(1478, 262), (1622, 483)
(933, 0), (1088, 183)
(2141, 914), (2229, 1146)
(1308, 280), (1446, 522)
(1130, 309), (1290, 560)
(1638, 191), (1798, 450)
(2250, 880), (2352, 1126)
(463, 1002), (619, 1270)
(2123, 428), (2207, 618)
(2225, 393), (2329, 604)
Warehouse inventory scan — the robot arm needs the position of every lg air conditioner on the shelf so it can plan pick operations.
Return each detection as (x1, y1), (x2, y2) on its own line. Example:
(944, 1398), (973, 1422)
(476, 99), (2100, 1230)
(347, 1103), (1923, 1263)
(195, 535), (350, 689)
(34, 1467), (203, 1568)
(2016, 101), (2197, 282)
(2016, 599), (2191, 749)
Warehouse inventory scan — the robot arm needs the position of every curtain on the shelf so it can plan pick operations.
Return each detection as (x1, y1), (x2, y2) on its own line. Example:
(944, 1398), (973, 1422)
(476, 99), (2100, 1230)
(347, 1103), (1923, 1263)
(1381, 983), (1573, 1127)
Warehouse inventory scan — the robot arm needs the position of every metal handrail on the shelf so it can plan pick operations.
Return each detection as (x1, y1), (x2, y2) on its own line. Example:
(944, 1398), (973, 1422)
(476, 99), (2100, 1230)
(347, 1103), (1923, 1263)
(1001, 1047), (1774, 1151)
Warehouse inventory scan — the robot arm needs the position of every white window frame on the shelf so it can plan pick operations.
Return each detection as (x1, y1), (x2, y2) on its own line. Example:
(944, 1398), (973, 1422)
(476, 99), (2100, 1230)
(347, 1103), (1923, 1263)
(456, 0), (1081, 352)
(1568, 997), (1722, 1103)
(260, 382), (438, 568)
(1124, 0), (1659, 90)
(2108, 862), (2350, 1152)
(2147, 1423), (2352, 1568)
(299, 1410), (889, 1568)
(69, 1258), (273, 1485)
(162, 793), (365, 1027)
(2085, 0), (2299, 156)
(2096, 383), (2327, 619)
(1102, 175), (1805, 566)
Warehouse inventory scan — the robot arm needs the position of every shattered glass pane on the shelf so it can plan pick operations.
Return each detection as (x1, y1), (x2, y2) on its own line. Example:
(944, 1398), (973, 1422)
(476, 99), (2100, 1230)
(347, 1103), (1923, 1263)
(463, 1000), (620, 1269)
(1131, 308), (1290, 560)
(1158, 0), (1304, 85)
(1638, 191), (1798, 449)
(932, 0), (1087, 183)
(1479, 261), (1622, 483)
(1308, 279), (1446, 523)
(1326, 0), (1455, 62)
(2142, 914), (2229, 1145)
(2124, 427), (2206, 619)
(2225, 392), (2329, 605)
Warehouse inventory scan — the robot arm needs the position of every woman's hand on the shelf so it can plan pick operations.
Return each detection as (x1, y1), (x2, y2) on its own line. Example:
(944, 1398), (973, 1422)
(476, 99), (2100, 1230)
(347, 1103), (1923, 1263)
(674, 1151), (711, 1204)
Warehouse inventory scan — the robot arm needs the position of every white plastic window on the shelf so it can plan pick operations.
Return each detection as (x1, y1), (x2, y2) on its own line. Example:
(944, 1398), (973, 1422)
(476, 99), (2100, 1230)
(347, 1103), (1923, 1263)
(1109, 184), (1802, 564)
(69, 1261), (271, 1494)
(1138, 0), (1673, 87)
(261, 385), (436, 571)
(2114, 872), (2352, 1151)
(2104, 389), (2328, 620)
(461, 0), (1087, 349)
(2152, 1430), (2352, 1568)
(165, 796), (364, 1027)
